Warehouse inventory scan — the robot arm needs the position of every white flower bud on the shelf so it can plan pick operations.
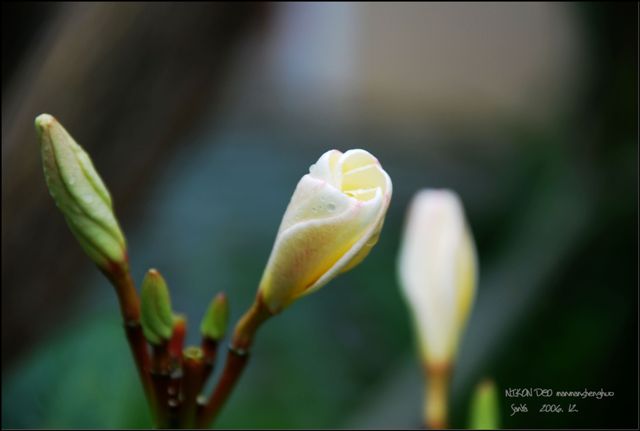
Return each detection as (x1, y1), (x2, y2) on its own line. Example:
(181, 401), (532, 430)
(397, 189), (477, 366)
(259, 149), (392, 313)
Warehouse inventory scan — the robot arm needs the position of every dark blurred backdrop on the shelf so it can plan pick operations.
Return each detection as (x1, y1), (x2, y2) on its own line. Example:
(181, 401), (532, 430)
(2, 2), (637, 428)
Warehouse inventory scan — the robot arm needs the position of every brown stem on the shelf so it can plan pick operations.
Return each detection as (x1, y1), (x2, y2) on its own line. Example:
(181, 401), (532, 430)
(167, 368), (183, 428)
(169, 316), (187, 361)
(151, 343), (173, 428)
(124, 321), (156, 419)
(153, 343), (172, 372)
(167, 316), (187, 427)
(181, 347), (206, 428)
(424, 362), (452, 429)
(102, 258), (140, 323)
(199, 348), (248, 428)
(230, 297), (272, 351)
(103, 261), (158, 425)
(201, 337), (219, 384)
(197, 296), (272, 428)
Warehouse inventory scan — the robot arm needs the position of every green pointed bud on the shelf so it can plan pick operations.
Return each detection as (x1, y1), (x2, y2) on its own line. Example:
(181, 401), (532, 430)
(469, 379), (500, 430)
(200, 292), (229, 340)
(35, 114), (126, 272)
(140, 269), (174, 345)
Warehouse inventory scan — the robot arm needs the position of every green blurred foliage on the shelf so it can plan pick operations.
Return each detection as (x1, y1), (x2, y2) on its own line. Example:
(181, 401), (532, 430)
(469, 380), (500, 429)
(2, 314), (151, 428)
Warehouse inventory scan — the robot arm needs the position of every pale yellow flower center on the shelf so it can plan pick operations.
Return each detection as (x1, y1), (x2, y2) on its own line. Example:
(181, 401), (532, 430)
(323, 150), (389, 202)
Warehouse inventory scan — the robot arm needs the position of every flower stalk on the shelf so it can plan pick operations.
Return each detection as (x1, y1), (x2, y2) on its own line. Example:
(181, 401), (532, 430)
(424, 363), (452, 429)
(201, 337), (219, 384)
(197, 295), (272, 428)
(124, 319), (156, 417)
(180, 347), (206, 428)
(169, 315), (187, 363)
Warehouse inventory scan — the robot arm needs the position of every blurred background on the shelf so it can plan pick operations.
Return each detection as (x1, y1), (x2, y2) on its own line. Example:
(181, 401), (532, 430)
(2, 2), (637, 428)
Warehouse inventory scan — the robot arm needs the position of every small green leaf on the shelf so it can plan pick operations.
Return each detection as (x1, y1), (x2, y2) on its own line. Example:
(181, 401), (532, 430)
(200, 292), (229, 340)
(469, 378), (500, 429)
(140, 269), (174, 344)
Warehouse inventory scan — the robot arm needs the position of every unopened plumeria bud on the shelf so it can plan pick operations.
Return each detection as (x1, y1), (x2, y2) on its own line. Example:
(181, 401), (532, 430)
(397, 189), (477, 367)
(258, 149), (392, 313)
(140, 269), (175, 345)
(200, 292), (229, 340)
(469, 379), (500, 430)
(35, 114), (127, 273)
